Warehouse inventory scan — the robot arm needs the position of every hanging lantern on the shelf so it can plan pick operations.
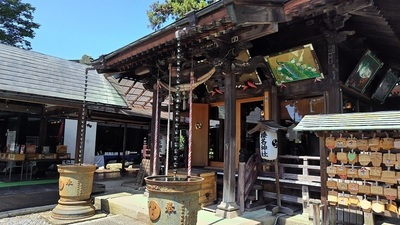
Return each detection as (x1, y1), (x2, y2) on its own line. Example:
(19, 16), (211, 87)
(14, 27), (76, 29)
(247, 120), (287, 161)
(260, 130), (278, 160)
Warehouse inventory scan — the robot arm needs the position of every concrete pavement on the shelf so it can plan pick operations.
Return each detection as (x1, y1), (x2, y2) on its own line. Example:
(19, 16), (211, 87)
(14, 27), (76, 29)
(1, 170), (399, 224)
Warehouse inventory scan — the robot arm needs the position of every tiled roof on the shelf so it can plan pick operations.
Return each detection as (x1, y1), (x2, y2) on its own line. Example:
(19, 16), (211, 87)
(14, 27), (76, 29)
(294, 111), (400, 131)
(0, 43), (128, 108)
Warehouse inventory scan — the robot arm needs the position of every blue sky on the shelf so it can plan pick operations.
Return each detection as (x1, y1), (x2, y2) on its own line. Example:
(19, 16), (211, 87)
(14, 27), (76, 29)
(24, 0), (158, 60)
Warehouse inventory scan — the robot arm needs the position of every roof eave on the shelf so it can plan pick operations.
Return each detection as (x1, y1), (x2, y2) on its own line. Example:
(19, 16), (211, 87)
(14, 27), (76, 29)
(93, 0), (289, 69)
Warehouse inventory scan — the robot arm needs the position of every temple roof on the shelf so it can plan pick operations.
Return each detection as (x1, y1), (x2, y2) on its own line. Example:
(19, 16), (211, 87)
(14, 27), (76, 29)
(0, 43), (128, 109)
(93, 0), (400, 110)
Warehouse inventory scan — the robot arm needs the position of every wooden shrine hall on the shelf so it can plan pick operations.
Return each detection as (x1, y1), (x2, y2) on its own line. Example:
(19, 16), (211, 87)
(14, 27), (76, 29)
(93, 0), (400, 223)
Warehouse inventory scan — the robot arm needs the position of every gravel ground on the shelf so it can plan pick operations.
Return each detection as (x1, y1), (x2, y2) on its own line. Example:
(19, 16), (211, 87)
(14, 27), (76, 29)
(0, 212), (51, 225)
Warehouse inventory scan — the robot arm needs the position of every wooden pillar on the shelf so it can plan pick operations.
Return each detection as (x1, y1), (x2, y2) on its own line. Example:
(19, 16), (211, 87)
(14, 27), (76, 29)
(318, 133), (330, 225)
(263, 91), (271, 120)
(322, 16), (348, 223)
(149, 86), (161, 175)
(38, 115), (48, 151)
(270, 86), (279, 122)
(149, 89), (156, 175)
(16, 114), (27, 148)
(216, 71), (241, 218)
(269, 86), (283, 207)
(325, 30), (341, 114)
(238, 161), (245, 213)
(121, 123), (127, 172)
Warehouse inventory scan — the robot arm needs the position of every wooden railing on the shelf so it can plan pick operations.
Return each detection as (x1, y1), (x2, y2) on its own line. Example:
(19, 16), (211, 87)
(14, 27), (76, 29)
(238, 154), (262, 212)
(218, 155), (321, 213)
(278, 155), (321, 184)
(258, 155), (321, 213)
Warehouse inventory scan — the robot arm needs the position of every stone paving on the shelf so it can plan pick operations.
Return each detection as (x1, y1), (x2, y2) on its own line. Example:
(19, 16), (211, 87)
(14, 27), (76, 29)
(1, 170), (399, 225)
(0, 171), (314, 225)
(0, 179), (151, 224)
(0, 212), (51, 225)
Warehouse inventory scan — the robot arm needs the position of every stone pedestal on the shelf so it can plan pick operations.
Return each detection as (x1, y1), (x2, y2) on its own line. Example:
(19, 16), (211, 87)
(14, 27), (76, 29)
(51, 164), (96, 220)
(215, 201), (241, 219)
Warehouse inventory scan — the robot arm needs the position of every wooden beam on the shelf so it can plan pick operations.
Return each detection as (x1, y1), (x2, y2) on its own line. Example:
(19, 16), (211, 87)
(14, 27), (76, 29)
(124, 80), (137, 95)
(0, 93), (81, 108)
(44, 106), (78, 117)
(231, 4), (286, 24)
(131, 89), (146, 107)
(263, 191), (303, 204)
(0, 102), (42, 114)
(105, 7), (230, 67)
(234, 0), (288, 5)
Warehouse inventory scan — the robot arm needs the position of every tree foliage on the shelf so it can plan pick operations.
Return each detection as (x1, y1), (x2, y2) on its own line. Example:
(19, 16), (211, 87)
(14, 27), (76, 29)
(147, 0), (216, 30)
(79, 54), (93, 65)
(0, 0), (40, 50)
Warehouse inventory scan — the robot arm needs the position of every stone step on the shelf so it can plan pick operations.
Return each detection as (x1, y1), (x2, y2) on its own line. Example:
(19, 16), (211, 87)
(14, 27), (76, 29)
(95, 192), (151, 224)
(93, 192), (312, 225)
(92, 183), (106, 195)
(72, 214), (147, 225)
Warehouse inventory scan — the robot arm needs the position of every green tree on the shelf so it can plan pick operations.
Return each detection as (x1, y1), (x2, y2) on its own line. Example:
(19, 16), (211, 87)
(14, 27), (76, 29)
(147, 0), (216, 30)
(79, 54), (93, 65)
(0, 0), (40, 50)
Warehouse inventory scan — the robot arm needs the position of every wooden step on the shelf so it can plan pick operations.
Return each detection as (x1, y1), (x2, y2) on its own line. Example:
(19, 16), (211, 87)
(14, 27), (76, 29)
(247, 195), (257, 201)
(252, 184), (263, 190)
(246, 197), (267, 209)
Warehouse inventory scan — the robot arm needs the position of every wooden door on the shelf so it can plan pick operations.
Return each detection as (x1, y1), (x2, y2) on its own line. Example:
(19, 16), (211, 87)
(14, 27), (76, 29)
(192, 103), (209, 167)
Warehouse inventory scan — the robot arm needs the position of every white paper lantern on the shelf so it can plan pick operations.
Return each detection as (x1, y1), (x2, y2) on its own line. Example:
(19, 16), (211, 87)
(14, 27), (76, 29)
(260, 130), (278, 160)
